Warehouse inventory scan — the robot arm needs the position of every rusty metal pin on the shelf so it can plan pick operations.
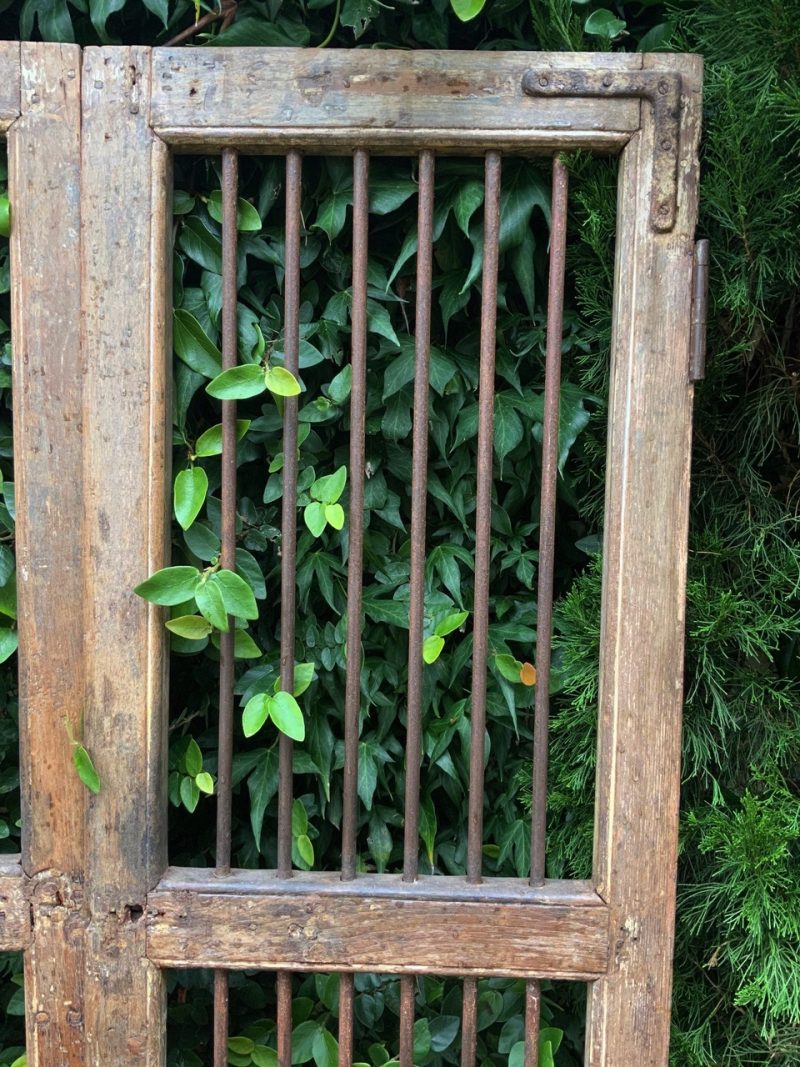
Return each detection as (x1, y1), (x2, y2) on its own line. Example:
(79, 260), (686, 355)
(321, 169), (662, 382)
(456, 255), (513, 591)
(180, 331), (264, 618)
(338, 974), (355, 1067)
(530, 155), (568, 888)
(524, 980), (542, 1067)
(277, 971), (293, 1067)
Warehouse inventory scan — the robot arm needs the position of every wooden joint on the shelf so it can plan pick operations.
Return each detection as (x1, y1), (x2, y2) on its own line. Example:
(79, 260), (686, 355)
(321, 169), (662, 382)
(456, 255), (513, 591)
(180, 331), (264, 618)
(522, 67), (683, 231)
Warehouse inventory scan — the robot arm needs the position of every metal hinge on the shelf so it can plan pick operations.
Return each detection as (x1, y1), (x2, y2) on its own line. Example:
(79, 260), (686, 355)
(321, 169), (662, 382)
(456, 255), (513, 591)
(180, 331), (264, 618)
(689, 239), (709, 382)
(521, 67), (683, 232)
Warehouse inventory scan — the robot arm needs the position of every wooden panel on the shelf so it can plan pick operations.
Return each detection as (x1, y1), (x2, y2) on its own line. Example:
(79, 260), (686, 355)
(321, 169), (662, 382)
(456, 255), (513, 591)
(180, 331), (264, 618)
(147, 870), (609, 980)
(0, 42), (20, 130)
(9, 42), (86, 1067)
(0, 858), (29, 951)
(586, 54), (703, 1067)
(151, 48), (641, 151)
(81, 46), (170, 1066)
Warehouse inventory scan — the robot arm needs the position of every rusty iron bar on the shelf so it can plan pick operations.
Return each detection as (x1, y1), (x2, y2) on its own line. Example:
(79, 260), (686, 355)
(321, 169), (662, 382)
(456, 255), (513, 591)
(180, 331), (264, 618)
(338, 145), (369, 1067)
(524, 980), (542, 1067)
(530, 155), (568, 887)
(460, 976), (478, 1067)
(466, 150), (502, 885)
(275, 150), (303, 1067)
(402, 149), (435, 886)
(278, 150), (303, 880)
(277, 971), (293, 1067)
(212, 147), (239, 1067)
(399, 977), (417, 1066)
(341, 147), (370, 880)
(338, 974), (354, 1067)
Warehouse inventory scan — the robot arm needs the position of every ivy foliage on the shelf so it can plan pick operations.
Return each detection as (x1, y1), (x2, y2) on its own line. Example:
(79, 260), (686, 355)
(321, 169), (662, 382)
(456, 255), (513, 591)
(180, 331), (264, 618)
(0, 0), (798, 1065)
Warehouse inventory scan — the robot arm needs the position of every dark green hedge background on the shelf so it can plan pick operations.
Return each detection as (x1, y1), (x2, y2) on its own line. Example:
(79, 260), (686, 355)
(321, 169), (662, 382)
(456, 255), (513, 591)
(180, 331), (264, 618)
(0, 1), (798, 1065)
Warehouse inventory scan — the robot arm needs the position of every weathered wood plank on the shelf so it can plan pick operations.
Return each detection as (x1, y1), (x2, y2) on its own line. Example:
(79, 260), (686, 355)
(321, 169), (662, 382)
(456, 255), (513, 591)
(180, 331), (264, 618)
(10, 42), (86, 1067)
(586, 53), (703, 1067)
(147, 871), (609, 979)
(0, 858), (29, 952)
(151, 49), (642, 149)
(81, 46), (170, 1066)
(0, 42), (20, 129)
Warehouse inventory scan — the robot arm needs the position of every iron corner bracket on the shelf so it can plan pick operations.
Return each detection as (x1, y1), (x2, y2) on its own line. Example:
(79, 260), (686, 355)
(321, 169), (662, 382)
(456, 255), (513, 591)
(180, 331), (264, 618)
(521, 67), (683, 233)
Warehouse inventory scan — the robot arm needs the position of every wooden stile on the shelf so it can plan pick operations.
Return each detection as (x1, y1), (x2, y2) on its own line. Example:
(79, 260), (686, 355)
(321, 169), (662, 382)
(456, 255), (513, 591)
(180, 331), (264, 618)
(9, 42), (86, 1067)
(2, 44), (702, 1067)
(586, 53), (703, 1066)
(79, 47), (170, 1065)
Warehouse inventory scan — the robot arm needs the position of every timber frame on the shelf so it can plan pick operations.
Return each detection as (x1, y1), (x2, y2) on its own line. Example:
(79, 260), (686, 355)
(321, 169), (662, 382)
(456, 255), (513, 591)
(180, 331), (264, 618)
(1, 43), (703, 1066)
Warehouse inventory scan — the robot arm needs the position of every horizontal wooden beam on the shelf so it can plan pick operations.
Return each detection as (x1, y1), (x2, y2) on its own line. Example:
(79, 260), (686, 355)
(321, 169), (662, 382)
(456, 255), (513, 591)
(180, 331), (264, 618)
(152, 127), (631, 156)
(147, 869), (610, 980)
(0, 42), (21, 131)
(0, 858), (30, 952)
(150, 48), (642, 150)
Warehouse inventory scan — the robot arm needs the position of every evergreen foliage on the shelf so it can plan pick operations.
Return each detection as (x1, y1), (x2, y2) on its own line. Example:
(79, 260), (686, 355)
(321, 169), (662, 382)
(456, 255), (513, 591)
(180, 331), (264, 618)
(0, 1), (798, 1064)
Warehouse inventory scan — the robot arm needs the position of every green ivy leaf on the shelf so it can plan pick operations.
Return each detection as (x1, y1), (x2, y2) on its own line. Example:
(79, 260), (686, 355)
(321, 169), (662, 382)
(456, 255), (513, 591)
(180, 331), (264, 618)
(228, 1037), (256, 1056)
(173, 309), (222, 379)
(422, 635), (445, 664)
(311, 1027), (337, 1067)
(73, 744), (101, 795)
(265, 365), (302, 397)
(206, 364), (266, 400)
(252, 1048), (278, 1067)
(180, 775), (200, 812)
(195, 577), (229, 632)
(450, 0), (486, 21)
(304, 501), (327, 538)
(0, 197), (10, 238)
(434, 610), (468, 637)
(208, 191), (262, 232)
(0, 629), (18, 665)
(174, 467), (208, 531)
(584, 9), (626, 39)
(243, 694), (271, 738)
(194, 419), (251, 458)
(213, 569), (259, 621)
(166, 614), (213, 640)
(494, 653), (523, 683)
(296, 832), (315, 868)
(324, 503), (345, 530)
(270, 691), (305, 741)
(134, 566), (201, 606)
(311, 466), (347, 504)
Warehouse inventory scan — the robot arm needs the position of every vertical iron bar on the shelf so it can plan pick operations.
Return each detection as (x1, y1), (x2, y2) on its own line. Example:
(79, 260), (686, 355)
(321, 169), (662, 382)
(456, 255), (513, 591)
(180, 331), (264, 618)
(276, 149), (303, 1067)
(466, 150), (502, 885)
(460, 977), (478, 1067)
(403, 149), (435, 883)
(213, 147), (239, 1067)
(278, 149), (302, 877)
(338, 146), (369, 1067)
(399, 149), (436, 1067)
(461, 150), (501, 1067)
(341, 147), (369, 879)
(525, 154), (568, 1067)
(277, 971), (293, 1067)
(524, 982), (541, 1067)
(530, 155), (568, 886)
(338, 975), (355, 1067)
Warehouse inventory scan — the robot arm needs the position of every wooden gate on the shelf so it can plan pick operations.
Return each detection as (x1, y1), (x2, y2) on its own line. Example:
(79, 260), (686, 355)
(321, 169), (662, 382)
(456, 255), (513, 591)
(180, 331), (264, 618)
(0, 42), (703, 1067)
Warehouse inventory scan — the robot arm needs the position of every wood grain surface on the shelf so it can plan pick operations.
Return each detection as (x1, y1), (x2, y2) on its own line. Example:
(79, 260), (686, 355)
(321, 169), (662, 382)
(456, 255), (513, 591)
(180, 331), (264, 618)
(586, 53), (703, 1067)
(10, 42), (86, 1067)
(148, 870), (610, 979)
(150, 48), (642, 152)
(81, 46), (170, 1066)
